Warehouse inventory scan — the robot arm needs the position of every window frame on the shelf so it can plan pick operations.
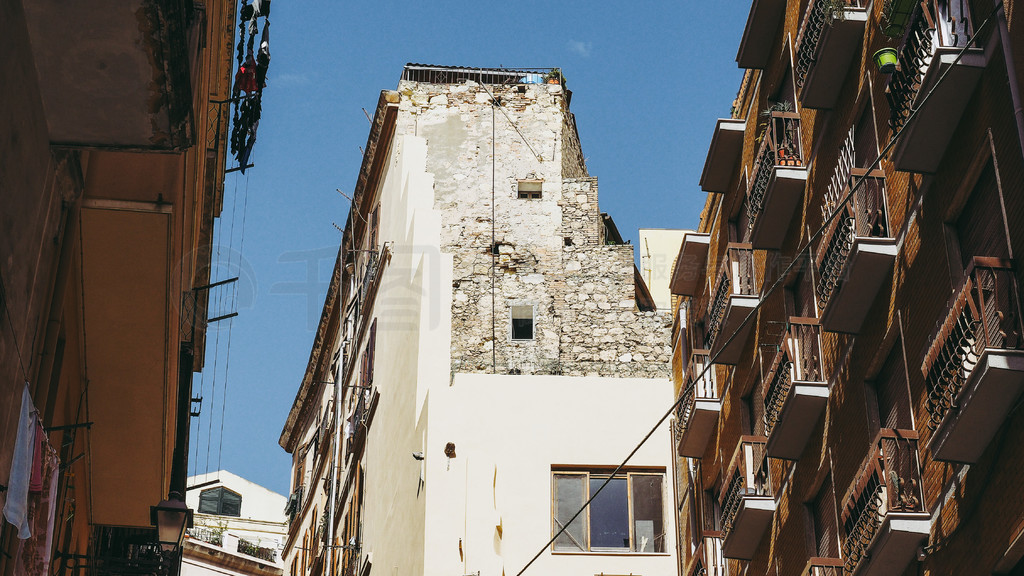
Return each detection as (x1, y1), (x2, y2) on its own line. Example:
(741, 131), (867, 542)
(510, 304), (536, 341)
(550, 468), (667, 554)
(198, 486), (243, 517)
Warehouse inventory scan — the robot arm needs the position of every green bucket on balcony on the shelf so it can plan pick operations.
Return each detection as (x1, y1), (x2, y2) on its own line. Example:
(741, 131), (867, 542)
(873, 48), (898, 74)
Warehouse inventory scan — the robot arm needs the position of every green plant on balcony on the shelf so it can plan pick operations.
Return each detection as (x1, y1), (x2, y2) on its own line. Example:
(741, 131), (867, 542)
(881, 0), (917, 37)
(545, 69), (566, 86)
(821, 0), (849, 25)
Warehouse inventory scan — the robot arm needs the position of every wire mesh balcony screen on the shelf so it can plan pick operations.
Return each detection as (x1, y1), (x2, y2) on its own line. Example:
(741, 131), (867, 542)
(841, 429), (923, 574)
(815, 171), (889, 310)
(886, 0), (975, 132)
(922, 259), (1023, 430)
(704, 244), (757, 349)
(795, 0), (866, 89)
(746, 112), (804, 231)
(720, 437), (771, 542)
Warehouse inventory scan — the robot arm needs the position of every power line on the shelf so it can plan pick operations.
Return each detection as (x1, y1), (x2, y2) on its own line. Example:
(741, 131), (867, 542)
(0, 267), (29, 383)
(513, 8), (997, 575)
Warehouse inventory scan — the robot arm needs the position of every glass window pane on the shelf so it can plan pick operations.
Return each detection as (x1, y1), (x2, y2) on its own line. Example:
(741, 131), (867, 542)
(198, 489), (220, 514)
(511, 306), (534, 340)
(221, 490), (242, 517)
(553, 474), (588, 551)
(630, 475), (665, 552)
(590, 476), (629, 549)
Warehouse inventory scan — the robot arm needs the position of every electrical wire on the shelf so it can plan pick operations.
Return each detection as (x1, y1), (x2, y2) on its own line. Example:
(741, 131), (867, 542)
(513, 8), (998, 575)
(0, 268), (29, 383)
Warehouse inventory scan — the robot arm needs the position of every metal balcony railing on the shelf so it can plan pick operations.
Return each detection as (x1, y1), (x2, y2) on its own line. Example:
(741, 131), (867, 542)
(676, 351), (718, 434)
(840, 429), (924, 575)
(923, 258), (1023, 430)
(704, 244), (757, 350)
(763, 318), (823, 438)
(795, 0), (866, 89)
(805, 557), (844, 576)
(746, 111), (804, 232)
(237, 538), (277, 562)
(720, 437), (772, 542)
(359, 249), (381, 304)
(816, 170), (889, 310)
(187, 527), (224, 546)
(886, 0), (975, 133)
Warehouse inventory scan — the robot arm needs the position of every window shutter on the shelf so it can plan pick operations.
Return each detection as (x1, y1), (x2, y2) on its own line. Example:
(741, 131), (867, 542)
(812, 474), (839, 557)
(957, 162), (1007, 268)
(875, 343), (912, 430)
(198, 489), (219, 514)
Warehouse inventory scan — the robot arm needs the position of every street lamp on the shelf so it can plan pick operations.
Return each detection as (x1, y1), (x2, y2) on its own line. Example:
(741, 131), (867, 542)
(150, 492), (193, 552)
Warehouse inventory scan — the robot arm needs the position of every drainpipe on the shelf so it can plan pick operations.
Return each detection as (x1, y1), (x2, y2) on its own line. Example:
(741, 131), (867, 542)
(994, 0), (1024, 162)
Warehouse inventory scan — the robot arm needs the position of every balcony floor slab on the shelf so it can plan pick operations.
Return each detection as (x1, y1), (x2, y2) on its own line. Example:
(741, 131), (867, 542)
(799, 9), (868, 109)
(820, 237), (897, 334)
(891, 47), (987, 174)
(711, 295), (760, 365)
(766, 380), (830, 460)
(737, 0), (787, 69)
(672, 233), (711, 297)
(678, 399), (722, 458)
(722, 497), (776, 560)
(929, 349), (1024, 463)
(854, 512), (930, 576)
(750, 167), (807, 250)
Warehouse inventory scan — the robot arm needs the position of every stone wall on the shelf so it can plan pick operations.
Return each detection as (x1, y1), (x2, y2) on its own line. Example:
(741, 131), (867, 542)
(394, 78), (670, 378)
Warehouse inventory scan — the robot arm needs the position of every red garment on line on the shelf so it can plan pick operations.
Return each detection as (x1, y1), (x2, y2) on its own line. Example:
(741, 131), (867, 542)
(29, 421), (44, 493)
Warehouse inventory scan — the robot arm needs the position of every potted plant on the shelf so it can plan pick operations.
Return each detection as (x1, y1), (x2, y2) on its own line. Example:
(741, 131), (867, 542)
(545, 69), (566, 86)
(881, 0), (917, 37)
(873, 47), (899, 73)
(821, 0), (849, 26)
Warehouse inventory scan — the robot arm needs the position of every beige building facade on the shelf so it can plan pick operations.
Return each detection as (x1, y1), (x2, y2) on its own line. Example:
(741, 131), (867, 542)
(279, 66), (677, 576)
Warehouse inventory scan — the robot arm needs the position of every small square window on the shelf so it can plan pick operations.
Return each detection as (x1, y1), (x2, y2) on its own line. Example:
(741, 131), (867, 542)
(511, 305), (534, 340)
(518, 180), (543, 199)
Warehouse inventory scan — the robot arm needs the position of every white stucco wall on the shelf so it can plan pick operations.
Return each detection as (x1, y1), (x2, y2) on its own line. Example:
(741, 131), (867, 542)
(639, 229), (687, 311)
(422, 373), (678, 576)
(185, 470), (288, 565)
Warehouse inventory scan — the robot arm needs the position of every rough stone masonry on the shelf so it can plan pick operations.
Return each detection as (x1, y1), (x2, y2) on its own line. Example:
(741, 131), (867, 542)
(394, 76), (670, 378)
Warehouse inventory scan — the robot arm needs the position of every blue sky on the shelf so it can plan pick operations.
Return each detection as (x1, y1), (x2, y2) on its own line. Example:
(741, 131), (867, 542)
(188, 1), (753, 496)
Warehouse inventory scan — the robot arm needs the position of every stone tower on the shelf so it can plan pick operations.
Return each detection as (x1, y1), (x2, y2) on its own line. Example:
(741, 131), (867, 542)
(395, 66), (671, 377)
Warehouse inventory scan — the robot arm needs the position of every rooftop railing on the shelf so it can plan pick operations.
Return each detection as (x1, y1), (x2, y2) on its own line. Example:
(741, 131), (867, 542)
(401, 64), (560, 85)
(237, 538), (277, 563)
(923, 258), (1022, 430)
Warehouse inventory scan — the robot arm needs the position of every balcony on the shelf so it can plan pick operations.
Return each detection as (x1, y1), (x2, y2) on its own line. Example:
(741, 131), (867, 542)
(816, 170), (897, 334)
(804, 557), (844, 576)
(887, 0), (987, 174)
(238, 538), (278, 563)
(720, 436), (775, 560)
(922, 258), (1024, 463)
(700, 119), (747, 193)
(22, 1), (196, 149)
(747, 111), (808, 250)
(840, 429), (929, 576)
(671, 233), (712, 297)
(676, 351), (722, 458)
(763, 318), (829, 460)
(737, 0), (788, 69)
(687, 534), (727, 576)
(703, 244), (759, 365)
(795, 0), (868, 109)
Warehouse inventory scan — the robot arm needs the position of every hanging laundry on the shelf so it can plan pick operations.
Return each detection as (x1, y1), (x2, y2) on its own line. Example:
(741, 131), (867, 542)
(29, 421), (44, 493)
(234, 55), (259, 95)
(3, 384), (37, 539)
(255, 21), (271, 90)
(14, 441), (60, 576)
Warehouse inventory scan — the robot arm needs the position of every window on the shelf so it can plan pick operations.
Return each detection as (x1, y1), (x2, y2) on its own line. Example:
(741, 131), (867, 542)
(198, 487), (242, 517)
(511, 305), (534, 340)
(518, 179), (542, 199)
(809, 474), (839, 558)
(551, 470), (665, 553)
(953, 161), (1007, 270)
(869, 338), (913, 431)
